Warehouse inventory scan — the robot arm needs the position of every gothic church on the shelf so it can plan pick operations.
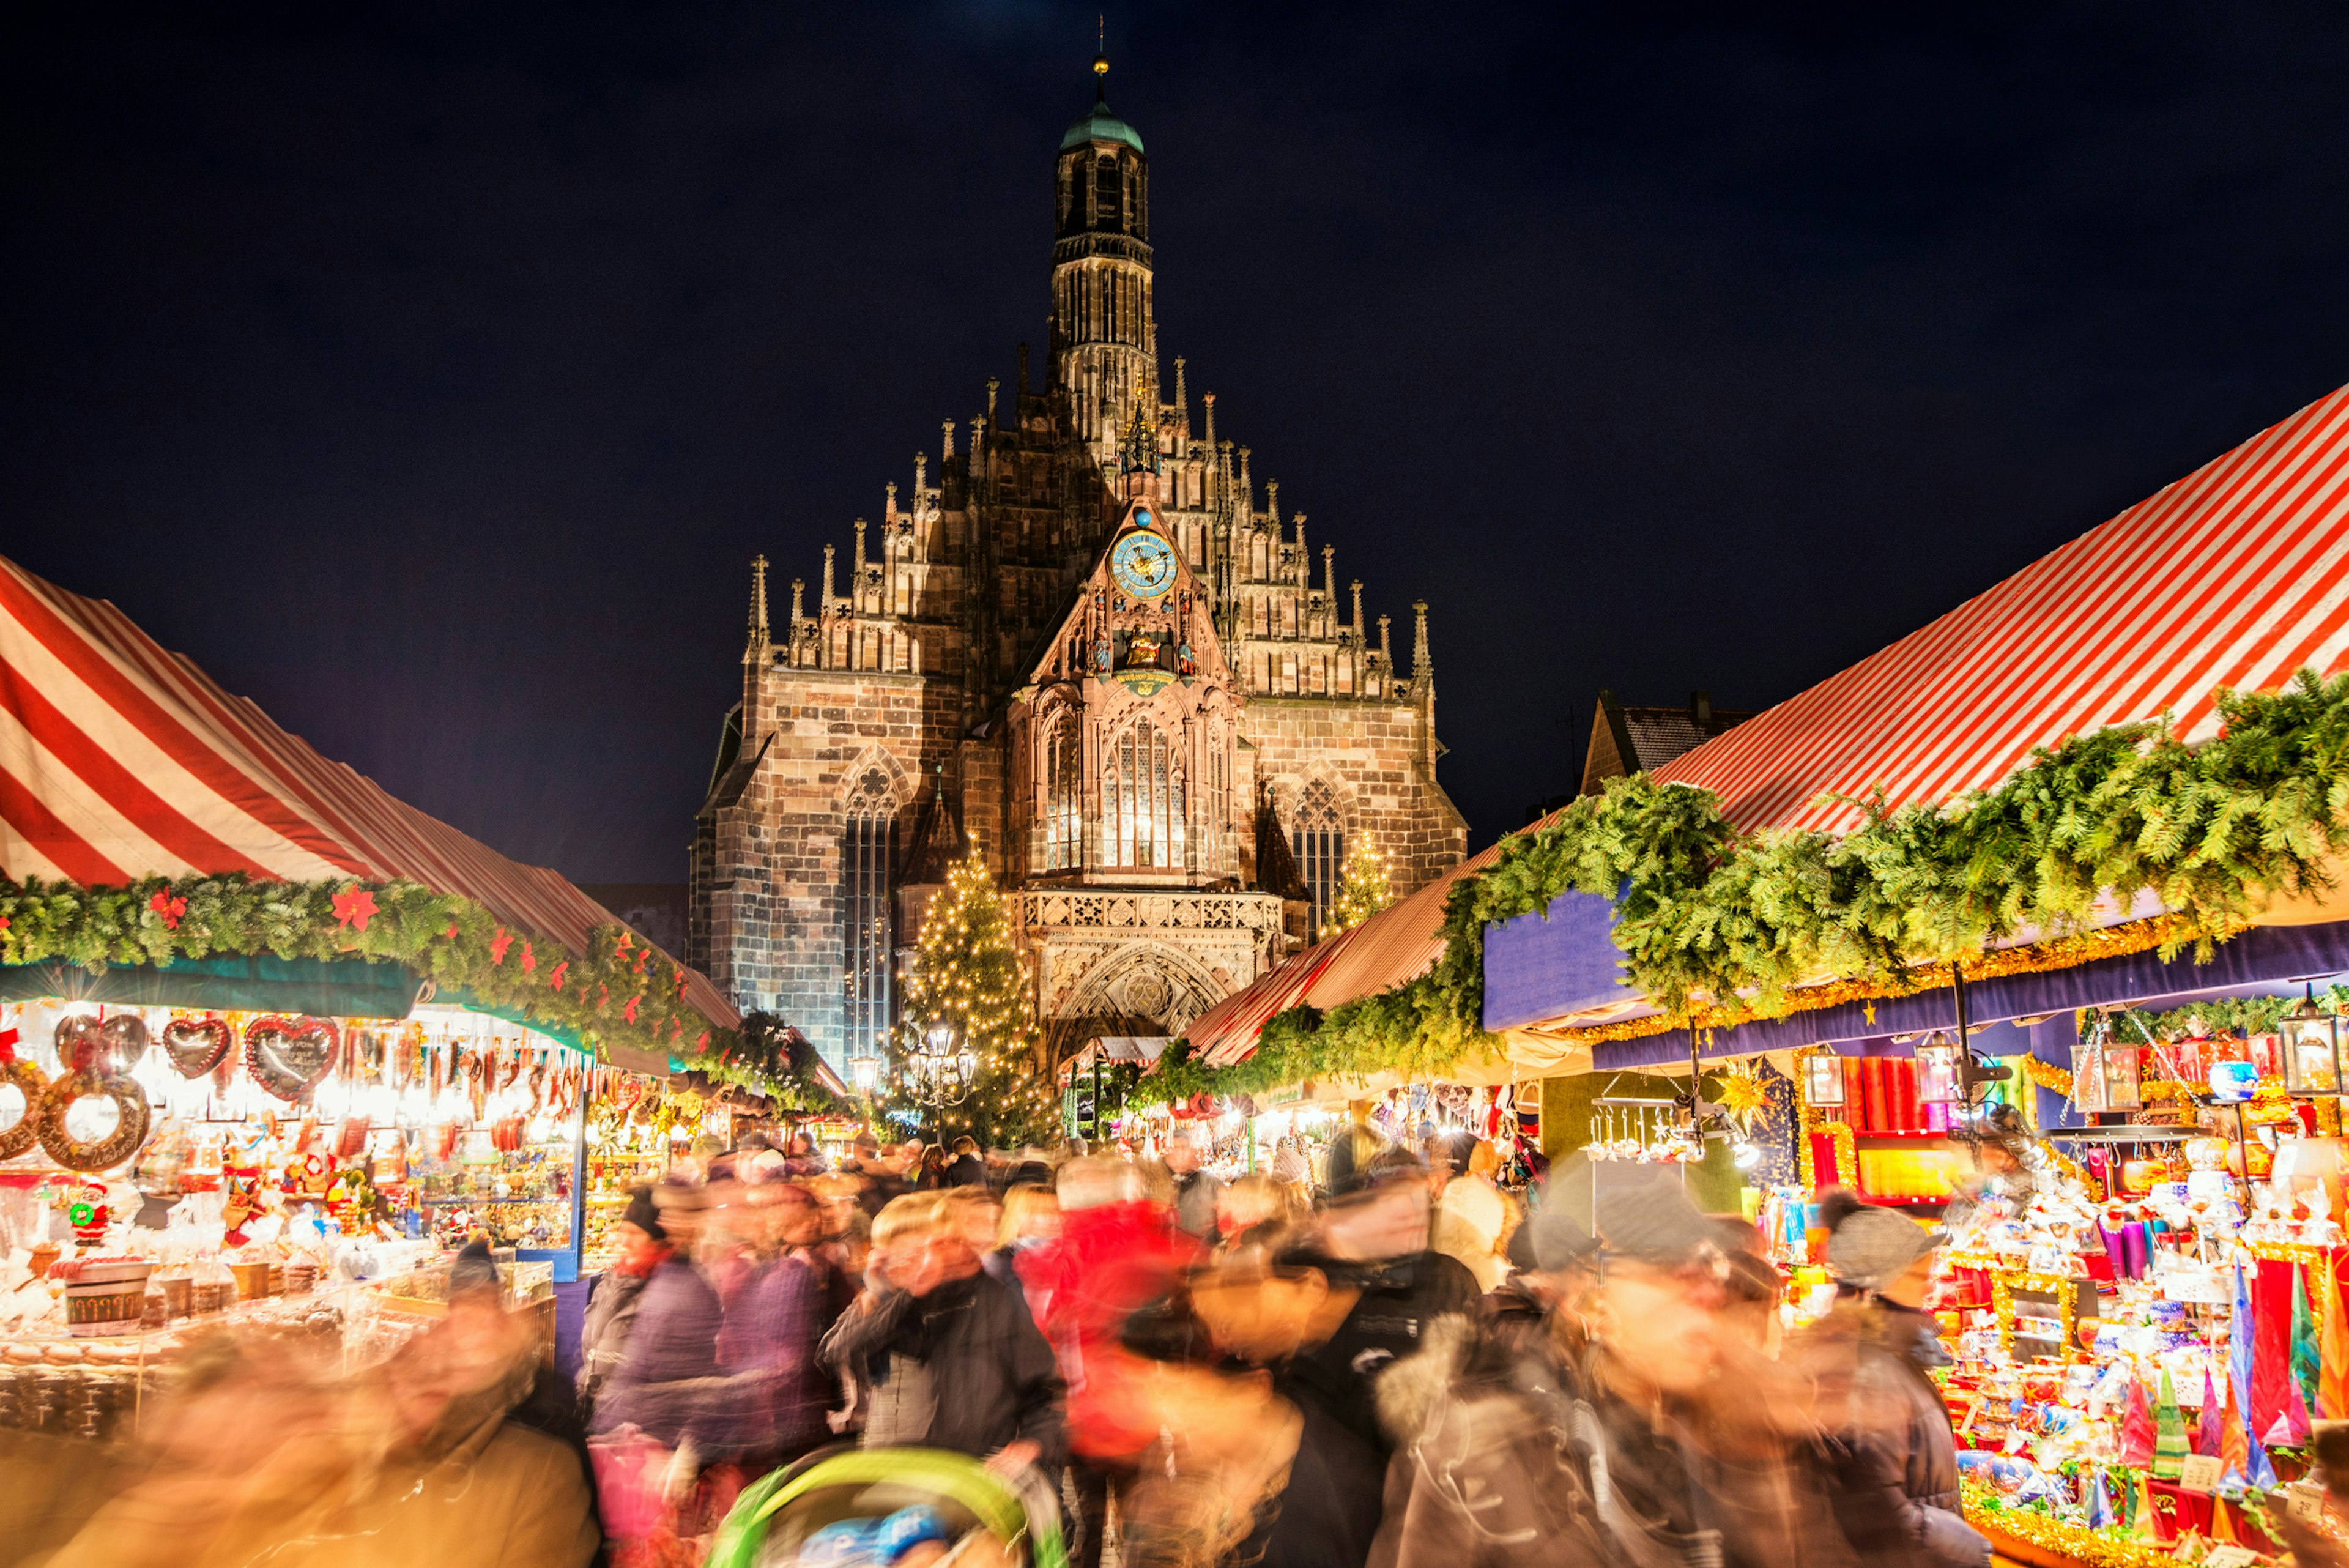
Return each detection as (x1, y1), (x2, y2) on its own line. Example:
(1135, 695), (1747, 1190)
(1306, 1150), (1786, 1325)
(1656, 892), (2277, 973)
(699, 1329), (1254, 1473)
(688, 63), (1468, 1080)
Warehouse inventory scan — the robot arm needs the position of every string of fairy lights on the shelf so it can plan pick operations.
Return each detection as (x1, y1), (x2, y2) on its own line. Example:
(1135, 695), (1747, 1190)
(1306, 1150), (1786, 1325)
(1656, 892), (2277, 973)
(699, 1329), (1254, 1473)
(888, 844), (1059, 1146)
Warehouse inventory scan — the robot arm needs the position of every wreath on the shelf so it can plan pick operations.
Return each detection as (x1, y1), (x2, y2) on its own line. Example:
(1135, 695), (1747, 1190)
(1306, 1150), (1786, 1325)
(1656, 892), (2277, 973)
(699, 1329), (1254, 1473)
(34, 1069), (152, 1172)
(0, 1057), (43, 1161)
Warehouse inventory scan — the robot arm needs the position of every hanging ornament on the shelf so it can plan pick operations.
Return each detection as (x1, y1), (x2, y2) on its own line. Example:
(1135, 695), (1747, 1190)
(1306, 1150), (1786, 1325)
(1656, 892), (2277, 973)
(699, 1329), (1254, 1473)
(160, 1014), (234, 1078)
(243, 1015), (340, 1103)
(35, 1069), (152, 1172)
(0, 1028), (42, 1161)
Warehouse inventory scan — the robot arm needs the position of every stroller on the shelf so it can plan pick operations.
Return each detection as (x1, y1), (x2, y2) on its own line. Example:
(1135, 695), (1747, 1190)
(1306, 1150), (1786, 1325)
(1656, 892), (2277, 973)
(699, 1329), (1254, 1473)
(708, 1447), (1068, 1568)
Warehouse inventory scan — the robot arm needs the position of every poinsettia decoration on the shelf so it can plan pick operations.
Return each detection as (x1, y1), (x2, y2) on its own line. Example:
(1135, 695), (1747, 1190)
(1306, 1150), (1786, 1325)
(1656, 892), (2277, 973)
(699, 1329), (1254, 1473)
(549, 960), (568, 992)
(490, 928), (512, 965)
(330, 886), (379, 932)
(148, 890), (187, 929)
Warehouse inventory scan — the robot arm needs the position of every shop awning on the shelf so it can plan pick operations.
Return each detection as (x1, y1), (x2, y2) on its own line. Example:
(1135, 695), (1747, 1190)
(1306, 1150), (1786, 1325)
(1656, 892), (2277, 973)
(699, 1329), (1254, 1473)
(1486, 381), (2349, 1049)
(1653, 383), (2349, 834)
(0, 554), (740, 1036)
(1189, 841), (1507, 1067)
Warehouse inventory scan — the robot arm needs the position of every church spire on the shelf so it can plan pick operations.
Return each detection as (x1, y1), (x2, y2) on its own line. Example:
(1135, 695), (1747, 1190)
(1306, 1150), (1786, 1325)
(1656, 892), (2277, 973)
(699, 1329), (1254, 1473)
(744, 554), (770, 664)
(1412, 600), (1432, 678)
(1120, 374), (1159, 474)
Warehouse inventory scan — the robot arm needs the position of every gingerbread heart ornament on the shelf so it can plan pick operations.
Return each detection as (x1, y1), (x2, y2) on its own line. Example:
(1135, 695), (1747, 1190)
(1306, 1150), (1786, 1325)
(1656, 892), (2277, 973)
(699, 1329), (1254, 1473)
(161, 1014), (233, 1078)
(244, 1015), (340, 1103)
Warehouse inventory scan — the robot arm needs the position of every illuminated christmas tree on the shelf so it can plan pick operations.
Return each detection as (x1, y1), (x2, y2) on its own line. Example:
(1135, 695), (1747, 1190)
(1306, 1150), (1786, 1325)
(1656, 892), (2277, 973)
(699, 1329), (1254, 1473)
(888, 844), (1059, 1146)
(1323, 837), (1393, 937)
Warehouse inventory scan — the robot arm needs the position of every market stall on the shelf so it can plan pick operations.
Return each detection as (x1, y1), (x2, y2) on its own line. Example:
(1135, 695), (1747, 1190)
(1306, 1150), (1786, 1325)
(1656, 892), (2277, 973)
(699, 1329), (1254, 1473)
(1460, 387), (2349, 1562)
(0, 552), (826, 1441)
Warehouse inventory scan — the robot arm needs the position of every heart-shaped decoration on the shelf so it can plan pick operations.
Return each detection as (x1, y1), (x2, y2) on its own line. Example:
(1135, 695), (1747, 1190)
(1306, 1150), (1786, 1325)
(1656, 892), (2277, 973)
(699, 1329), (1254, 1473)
(53, 1014), (103, 1072)
(161, 1014), (233, 1078)
(97, 1013), (150, 1072)
(243, 1015), (340, 1103)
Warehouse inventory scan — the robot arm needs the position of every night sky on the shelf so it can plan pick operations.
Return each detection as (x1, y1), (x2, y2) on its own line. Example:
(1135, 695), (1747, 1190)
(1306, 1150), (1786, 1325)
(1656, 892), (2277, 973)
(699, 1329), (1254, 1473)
(9, 4), (2349, 883)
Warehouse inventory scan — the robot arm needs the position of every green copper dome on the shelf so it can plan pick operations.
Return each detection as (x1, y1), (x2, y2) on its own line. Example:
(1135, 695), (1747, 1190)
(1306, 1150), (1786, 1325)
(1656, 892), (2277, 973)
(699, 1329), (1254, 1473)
(1062, 98), (1144, 154)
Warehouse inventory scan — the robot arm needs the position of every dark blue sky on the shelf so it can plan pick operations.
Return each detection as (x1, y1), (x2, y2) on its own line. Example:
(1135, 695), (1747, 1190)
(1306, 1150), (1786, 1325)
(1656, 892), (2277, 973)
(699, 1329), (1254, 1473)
(9, 4), (2349, 880)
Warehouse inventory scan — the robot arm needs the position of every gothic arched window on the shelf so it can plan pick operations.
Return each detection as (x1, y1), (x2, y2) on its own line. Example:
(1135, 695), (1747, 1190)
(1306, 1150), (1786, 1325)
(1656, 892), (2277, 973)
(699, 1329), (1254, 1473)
(1044, 715), (1083, 871)
(841, 770), (898, 1069)
(1291, 779), (1345, 937)
(1106, 718), (1184, 870)
(1201, 723), (1230, 877)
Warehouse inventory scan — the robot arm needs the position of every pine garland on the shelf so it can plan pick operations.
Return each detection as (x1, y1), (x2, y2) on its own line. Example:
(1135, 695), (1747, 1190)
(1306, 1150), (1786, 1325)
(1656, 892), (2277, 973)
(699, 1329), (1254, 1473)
(1141, 671), (2349, 1104)
(0, 872), (837, 1105)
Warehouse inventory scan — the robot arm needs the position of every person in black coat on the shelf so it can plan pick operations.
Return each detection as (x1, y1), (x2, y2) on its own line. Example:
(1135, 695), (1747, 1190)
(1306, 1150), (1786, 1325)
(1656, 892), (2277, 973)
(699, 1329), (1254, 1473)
(817, 1191), (1066, 1476)
(1278, 1137), (1480, 1452)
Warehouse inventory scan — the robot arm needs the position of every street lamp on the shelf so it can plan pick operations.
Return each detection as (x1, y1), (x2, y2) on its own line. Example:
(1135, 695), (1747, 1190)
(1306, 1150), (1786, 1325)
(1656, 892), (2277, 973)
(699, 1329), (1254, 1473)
(905, 1022), (976, 1140)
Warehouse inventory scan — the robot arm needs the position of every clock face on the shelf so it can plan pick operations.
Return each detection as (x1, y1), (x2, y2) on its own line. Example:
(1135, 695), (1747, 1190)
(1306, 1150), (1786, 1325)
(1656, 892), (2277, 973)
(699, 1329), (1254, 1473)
(1110, 528), (1177, 600)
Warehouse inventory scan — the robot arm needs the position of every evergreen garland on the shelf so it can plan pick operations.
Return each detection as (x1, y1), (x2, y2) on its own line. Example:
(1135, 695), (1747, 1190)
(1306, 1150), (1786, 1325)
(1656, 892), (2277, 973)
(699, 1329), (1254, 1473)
(0, 872), (838, 1106)
(885, 849), (1060, 1146)
(1134, 671), (2349, 1106)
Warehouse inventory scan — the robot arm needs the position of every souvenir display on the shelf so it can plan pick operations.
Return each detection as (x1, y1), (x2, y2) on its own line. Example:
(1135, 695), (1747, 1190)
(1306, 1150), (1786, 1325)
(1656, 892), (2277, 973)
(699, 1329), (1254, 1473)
(1783, 1006), (2349, 1566)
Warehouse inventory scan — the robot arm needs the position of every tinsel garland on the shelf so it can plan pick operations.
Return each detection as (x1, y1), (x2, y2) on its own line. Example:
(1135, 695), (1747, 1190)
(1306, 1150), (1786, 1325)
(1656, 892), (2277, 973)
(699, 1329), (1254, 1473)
(0, 873), (844, 1107)
(1153, 672), (2349, 1101)
(1959, 1479), (2180, 1568)
(2013, 1052), (2193, 1105)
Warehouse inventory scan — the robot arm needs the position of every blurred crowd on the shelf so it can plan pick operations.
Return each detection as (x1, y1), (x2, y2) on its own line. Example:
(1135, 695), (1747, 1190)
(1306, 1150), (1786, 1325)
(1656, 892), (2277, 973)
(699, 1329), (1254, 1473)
(42, 1117), (2349, 1567)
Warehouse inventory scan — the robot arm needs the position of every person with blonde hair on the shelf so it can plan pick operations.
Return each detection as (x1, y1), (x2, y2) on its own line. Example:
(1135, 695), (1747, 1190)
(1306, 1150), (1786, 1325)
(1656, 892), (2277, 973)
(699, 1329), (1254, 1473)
(1216, 1171), (1307, 1251)
(1433, 1137), (1520, 1291)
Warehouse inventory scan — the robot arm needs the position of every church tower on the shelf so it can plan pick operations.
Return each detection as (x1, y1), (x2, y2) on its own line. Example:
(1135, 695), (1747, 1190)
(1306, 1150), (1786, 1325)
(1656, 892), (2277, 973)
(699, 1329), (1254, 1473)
(1050, 55), (1155, 450)
(692, 57), (1468, 1079)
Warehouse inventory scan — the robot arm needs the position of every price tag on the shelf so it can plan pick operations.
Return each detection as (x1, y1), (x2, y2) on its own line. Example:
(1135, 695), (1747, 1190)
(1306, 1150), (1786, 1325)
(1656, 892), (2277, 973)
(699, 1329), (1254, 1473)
(2177, 1454), (2223, 1494)
(2285, 1481), (2329, 1523)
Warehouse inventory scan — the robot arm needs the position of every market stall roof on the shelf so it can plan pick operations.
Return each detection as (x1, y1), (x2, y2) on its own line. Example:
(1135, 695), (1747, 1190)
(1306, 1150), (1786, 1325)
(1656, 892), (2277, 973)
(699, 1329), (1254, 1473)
(1653, 382), (2349, 834)
(0, 553), (741, 1036)
(1188, 839), (1509, 1066)
(1486, 381), (2349, 1053)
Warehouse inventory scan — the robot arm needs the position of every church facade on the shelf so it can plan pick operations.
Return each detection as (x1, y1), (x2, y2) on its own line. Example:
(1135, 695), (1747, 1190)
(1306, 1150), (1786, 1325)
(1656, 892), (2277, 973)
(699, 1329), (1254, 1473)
(688, 67), (1468, 1081)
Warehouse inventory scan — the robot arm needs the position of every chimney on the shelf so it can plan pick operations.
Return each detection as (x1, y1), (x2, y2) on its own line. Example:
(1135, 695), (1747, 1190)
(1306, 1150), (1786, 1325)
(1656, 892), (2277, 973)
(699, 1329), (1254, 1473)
(1350, 579), (1364, 640)
(1203, 391), (1217, 450)
(942, 420), (956, 461)
(821, 543), (836, 611)
(913, 451), (927, 500)
(1017, 342), (1030, 397)
(1691, 690), (1713, 728)
(986, 376), (999, 427)
(885, 480), (897, 524)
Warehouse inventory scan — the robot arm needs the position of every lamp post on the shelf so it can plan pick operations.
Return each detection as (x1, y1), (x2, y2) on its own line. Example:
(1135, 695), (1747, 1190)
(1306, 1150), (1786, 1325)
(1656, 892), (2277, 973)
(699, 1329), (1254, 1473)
(905, 1020), (975, 1144)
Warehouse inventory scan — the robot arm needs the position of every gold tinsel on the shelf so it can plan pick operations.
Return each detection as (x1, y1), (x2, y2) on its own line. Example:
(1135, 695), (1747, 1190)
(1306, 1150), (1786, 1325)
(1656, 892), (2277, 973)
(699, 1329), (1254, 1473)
(1961, 1481), (2183, 1568)
(2014, 1051), (2193, 1105)
(1552, 915), (2192, 1047)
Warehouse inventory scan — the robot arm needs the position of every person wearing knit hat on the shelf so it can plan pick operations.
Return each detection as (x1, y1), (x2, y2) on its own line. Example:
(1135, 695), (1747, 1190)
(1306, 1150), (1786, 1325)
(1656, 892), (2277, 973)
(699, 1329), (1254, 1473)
(1828, 1205), (1947, 1298)
(1791, 1202), (1987, 1568)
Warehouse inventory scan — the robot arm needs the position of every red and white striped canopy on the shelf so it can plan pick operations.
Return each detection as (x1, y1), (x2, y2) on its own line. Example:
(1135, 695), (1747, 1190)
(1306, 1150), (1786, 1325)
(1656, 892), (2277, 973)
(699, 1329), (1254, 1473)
(1188, 841), (1505, 1066)
(1660, 383), (2349, 832)
(0, 554), (740, 1031)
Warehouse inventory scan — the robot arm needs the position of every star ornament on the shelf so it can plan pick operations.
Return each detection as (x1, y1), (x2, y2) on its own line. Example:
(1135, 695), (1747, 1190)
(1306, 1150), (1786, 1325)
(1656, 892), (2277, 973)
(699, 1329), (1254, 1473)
(331, 887), (378, 932)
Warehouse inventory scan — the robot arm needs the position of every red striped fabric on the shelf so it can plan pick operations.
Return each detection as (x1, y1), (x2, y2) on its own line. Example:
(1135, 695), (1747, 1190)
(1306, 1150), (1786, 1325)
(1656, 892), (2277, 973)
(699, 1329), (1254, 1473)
(1657, 384), (2349, 832)
(1189, 838), (1509, 1066)
(0, 555), (740, 1033)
